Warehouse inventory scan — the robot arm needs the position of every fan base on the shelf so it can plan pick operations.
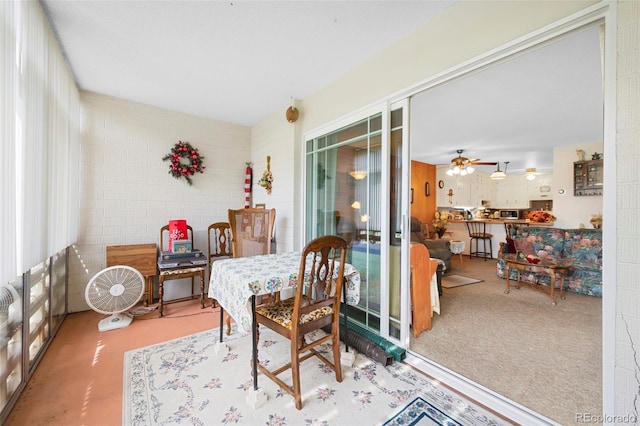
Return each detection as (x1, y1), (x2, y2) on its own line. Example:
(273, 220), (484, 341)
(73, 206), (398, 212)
(98, 313), (133, 332)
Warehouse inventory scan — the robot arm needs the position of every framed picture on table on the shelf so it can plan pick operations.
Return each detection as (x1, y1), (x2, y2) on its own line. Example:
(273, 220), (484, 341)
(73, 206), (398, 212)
(172, 240), (192, 253)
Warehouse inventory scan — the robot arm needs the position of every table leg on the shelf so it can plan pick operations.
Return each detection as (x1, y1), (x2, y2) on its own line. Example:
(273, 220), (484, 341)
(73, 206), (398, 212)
(505, 264), (511, 294)
(343, 278), (349, 353)
(246, 301), (267, 410)
(559, 273), (567, 300)
(144, 276), (153, 306)
(549, 272), (557, 305)
(251, 295), (258, 391)
(219, 305), (224, 343)
(158, 277), (164, 317)
(200, 271), (205, 309)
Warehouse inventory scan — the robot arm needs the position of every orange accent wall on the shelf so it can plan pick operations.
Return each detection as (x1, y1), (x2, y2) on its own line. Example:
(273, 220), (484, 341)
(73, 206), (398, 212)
(410, 161), (436, 226)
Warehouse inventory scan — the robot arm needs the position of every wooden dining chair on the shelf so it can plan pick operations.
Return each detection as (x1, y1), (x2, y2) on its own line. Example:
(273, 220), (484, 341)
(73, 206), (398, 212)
(207, 222), (234, 334)
(227, 208), (276, 258)
(158, 224), (206, 316)
(254, 235), (347, 410)
(207, 222), (232, 267)
(219, 208), (277, 333)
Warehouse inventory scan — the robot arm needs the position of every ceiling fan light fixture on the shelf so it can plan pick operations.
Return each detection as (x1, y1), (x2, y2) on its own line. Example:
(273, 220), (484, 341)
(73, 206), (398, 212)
(349, 170), (367, 180)
(447, 149), (478, 177)
(490, 161), (508, 180)
(525, 167), (537, 180)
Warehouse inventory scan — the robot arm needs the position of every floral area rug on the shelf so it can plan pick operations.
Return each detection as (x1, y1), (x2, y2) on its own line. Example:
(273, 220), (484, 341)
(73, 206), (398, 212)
(123, 326), (511, 425)
(441, 275), (484, 289)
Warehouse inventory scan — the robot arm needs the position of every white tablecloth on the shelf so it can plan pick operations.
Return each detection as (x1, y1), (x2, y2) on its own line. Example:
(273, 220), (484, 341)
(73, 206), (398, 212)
(208, 251), (361, 332)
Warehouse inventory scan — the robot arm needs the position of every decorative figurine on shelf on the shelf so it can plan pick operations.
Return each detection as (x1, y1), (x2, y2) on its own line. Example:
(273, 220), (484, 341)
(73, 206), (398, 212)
(576, 149), (586, 161)
(258, 156), (273, 195)
(590, 213), (602, 229)
(592, 152), (602, 160)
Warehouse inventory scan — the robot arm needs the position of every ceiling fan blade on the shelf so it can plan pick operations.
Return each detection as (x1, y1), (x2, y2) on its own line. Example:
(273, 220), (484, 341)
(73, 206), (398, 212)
(470, 161), (497, 165)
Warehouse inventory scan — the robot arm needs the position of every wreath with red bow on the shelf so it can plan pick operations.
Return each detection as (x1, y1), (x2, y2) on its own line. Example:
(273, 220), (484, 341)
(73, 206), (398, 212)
(162, 141), (205, 186)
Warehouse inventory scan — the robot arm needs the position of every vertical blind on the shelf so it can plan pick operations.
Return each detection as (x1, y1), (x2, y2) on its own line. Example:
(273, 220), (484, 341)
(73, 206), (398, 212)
(0, 1), (80, 285)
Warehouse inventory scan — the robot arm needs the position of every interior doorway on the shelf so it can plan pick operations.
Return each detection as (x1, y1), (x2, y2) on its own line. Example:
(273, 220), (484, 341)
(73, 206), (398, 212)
(406, 23), (605, 424)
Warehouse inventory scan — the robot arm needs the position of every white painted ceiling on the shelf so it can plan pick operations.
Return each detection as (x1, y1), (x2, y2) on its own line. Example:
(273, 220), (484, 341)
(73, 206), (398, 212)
(40, 0), (456, 126)
(41, 1), (603, 175)
(410, 25), (604, 174)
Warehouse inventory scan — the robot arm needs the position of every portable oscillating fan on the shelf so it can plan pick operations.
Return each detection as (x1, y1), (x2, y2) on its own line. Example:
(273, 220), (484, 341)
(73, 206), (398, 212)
(85, 265), (145, 332)
(0, 283), (21, 335)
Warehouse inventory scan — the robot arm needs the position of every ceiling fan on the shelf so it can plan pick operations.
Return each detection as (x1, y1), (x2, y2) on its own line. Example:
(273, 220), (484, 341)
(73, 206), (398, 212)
(446, 149), (497, 176)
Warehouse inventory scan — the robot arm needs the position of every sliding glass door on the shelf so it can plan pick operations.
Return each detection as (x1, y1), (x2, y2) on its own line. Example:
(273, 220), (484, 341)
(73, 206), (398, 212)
(304, 104), (409, 343)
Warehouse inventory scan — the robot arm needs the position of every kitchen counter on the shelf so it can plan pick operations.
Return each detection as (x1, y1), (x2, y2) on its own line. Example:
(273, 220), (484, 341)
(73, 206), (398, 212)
(448, 219), (555, 226)
(440, 220), (555, 258)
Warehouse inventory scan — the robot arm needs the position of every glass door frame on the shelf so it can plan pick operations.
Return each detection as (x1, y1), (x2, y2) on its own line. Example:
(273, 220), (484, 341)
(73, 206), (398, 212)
(391, 98), (411, 348)
(302, 102), (411, 345)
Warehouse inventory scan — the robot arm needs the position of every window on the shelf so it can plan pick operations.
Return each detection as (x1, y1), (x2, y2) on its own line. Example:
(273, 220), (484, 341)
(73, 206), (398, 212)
(305, 112), (386, 334)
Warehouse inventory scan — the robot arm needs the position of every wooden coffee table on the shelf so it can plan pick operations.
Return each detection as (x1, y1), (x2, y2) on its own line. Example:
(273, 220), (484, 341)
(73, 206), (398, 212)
(504, 254), (570, 305)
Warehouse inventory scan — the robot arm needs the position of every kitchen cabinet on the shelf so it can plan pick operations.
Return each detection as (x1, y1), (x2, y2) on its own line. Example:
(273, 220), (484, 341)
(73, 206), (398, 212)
(574, 159), (603, 196)
(494, 179), (529, 208)
(436, 172), (494, 208)
(436, 169), (553, 209)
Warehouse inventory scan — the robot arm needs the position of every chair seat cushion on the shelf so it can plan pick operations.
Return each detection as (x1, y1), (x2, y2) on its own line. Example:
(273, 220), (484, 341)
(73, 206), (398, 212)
(159, 266), (205, 276)
(470, 233), (493, 238)
(256, 297), (333, 329)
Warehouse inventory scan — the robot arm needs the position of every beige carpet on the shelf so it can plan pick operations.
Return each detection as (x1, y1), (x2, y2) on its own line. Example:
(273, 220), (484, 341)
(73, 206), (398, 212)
(411, 256), (602, 426)
(441, 274), (483, 288)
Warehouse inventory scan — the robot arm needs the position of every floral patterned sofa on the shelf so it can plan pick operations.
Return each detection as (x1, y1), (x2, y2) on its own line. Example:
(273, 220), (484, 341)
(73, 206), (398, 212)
(496, 225), (603, 297)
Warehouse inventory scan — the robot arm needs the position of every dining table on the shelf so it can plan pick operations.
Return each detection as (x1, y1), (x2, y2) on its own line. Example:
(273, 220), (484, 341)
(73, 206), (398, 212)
(208, 250), (361, 399)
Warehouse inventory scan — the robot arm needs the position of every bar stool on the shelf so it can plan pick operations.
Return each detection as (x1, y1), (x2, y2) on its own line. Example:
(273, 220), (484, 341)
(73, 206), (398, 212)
(465, 221), (493, 260)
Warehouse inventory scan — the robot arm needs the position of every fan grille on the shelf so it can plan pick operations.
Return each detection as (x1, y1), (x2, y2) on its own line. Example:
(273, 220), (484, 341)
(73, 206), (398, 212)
(85, 266), (145, 315)
(0, 286), (16, 313)
(0, 284), (20, 328)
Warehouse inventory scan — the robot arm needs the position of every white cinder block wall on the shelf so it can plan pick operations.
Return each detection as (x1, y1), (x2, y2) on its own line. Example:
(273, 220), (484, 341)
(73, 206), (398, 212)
(615, 0), (640, 418)
(69, 92), (253, 312)
(250, 103), (298, 255)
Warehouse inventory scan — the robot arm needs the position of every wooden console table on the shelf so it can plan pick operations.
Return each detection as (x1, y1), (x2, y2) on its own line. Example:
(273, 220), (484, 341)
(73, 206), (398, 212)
(504, 254), (570, 305)
(106, 243), (157, 305)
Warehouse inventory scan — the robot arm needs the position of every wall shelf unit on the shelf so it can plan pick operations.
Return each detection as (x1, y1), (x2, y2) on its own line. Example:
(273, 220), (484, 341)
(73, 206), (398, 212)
(574, 159), (603, 196)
